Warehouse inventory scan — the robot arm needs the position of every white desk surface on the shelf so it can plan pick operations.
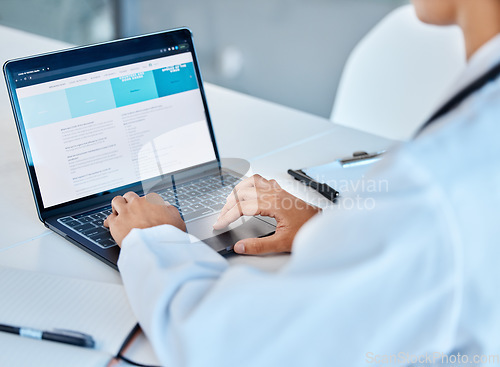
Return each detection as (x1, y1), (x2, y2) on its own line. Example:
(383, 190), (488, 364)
(0, 25), (394, 363)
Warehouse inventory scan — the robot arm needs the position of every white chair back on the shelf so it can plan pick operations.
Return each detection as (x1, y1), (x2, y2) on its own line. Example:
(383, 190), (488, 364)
(331, 5), (466, 141)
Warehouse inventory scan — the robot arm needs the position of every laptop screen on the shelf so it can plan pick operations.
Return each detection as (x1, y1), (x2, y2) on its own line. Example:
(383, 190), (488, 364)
(6, 30), (218, 210)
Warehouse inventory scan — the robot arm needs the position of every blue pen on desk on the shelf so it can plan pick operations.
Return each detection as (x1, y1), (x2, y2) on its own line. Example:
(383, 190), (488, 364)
(287, 169), (339, 202)
(0, 323), (95, 348)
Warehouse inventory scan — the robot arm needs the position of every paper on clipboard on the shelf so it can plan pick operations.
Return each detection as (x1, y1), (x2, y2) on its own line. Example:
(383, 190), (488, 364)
(302, 159), (378, 195)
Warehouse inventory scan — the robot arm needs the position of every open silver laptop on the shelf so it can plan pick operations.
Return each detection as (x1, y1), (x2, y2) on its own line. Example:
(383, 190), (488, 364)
(3, 28), (275, 269)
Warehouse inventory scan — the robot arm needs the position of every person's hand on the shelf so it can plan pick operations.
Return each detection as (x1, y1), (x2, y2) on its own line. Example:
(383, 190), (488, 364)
(103, 192), (186, 247)
(213, 174), (320, 255)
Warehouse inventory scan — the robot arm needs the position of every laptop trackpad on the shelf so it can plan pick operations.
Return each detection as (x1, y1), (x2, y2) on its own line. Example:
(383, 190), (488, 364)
(186, 215), (276, 253)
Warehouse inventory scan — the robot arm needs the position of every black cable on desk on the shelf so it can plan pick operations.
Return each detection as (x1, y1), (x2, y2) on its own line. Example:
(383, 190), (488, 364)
(113, 323), (162, 367)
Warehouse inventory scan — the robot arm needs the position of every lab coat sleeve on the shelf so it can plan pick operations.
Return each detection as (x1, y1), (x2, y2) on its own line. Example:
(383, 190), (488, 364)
(117, 148), (463, 367)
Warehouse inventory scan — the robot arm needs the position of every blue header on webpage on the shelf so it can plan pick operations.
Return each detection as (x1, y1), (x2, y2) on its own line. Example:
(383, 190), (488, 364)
(19, 62), (198, 129)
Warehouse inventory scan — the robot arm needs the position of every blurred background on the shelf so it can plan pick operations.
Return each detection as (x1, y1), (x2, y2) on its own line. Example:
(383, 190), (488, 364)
(0, 0), (408, 118)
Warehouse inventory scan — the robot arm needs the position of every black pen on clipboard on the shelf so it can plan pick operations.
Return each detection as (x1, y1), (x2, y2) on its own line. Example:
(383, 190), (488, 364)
(288, 150), (385, 201)
(287, 169), (339, 202)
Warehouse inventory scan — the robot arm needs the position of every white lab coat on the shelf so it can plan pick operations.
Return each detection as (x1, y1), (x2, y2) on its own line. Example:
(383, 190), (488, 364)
(118, 35), (500, 366)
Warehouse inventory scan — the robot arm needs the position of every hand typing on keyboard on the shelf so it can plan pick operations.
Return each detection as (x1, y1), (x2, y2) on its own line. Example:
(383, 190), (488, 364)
(103, 192), (186, 246)
(213, 174), (320, 255)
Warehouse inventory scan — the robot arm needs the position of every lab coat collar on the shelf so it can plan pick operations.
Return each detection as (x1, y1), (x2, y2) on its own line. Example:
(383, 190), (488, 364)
(450, 33), (500, 96)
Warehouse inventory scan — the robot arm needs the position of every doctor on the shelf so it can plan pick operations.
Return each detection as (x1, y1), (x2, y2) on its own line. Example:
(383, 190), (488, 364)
(104, 0), (500, 365)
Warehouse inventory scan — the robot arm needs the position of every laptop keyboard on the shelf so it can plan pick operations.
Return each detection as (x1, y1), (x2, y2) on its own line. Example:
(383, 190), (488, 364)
(159, 174), (239, 222)
(59, 208), (115, 248)
(57, 174), (241, 249)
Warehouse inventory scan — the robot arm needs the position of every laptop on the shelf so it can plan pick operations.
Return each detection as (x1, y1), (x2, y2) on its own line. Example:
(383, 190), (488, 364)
(3, 28), (275, 269)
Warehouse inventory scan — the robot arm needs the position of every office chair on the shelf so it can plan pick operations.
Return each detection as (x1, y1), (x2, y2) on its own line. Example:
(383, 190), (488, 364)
(331, 4), (466, 141)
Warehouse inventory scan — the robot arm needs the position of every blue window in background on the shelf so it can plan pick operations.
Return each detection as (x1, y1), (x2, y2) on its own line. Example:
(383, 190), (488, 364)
(153, 62), (198, 98)
(66, 80), (116, 118)
(111, 71), (158, 108)
(19, 90), (72, 128)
